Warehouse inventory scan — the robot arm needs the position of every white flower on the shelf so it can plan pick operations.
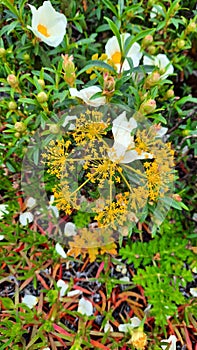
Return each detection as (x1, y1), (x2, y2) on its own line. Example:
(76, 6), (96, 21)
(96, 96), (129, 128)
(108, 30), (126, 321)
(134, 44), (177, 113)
(0, 235), (5, 240)
(119, 276), (130, 282)
(67, 289), (82, 297)
(161, 335), (177, 350)
(143, 54), (174, 80)
(19, 212), (34, 226)
(190, 287), (197, 297)
(22, 294), (38, 309)
(69, 86), (106, 107)
(48, 195), (59, 218)
(55, 242), (67, 258)
(150, 5), (163, 19)
(118, 316), (141, 332)
(28, 1), (67, 47)
(57, 279), (69, 297)
(77, 297), (93, 316)
(0, 204), (9, 219)
(26, 197), (36, 209)
(105, 34), (142, 73)
(64, 222), (77, 237)
(104, 321), (113, 332)
(108, 111), (153, 164)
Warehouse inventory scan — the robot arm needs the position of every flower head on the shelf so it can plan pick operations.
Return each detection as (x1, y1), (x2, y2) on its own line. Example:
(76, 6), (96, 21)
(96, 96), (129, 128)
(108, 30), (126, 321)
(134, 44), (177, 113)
(22, 294), (38, 309)
(69, 86), (106, 107)
(77, 297), (93, 316)
(19, 212), (34, 226)
(105, 34), (142, 73)
(28, 1), (67, 47)
(118, 316), (141, 333)
(143, 54), (174, 80)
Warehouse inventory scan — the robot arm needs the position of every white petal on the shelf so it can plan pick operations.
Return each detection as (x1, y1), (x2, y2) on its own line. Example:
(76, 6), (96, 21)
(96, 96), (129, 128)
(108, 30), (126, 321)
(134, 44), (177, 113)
(62, 115), (77, 129)
(55, 243), (67, 258)
(126, 42), (142, 68)
(118, 323), (133, 333)
(143, 54), (174, 80)
(77, 297), (93, 316)
(48, 205), (59, 218)
(130, 316), (141, 328)
(22, 294), (38, 309)
(69, 86), (106, 107)
(26, 197), (36, 209)
(155, 126), (168, 137)
(43, 348), (51, 350)
(121, 150), (153, 164)
(112, 112), (136, 149)
(67, 289), (82, 297)
(19, 212), (34, 226)
(119, 276), (130, 282)
(0, 235), (5, 240)
(104, 321), (113, 332)
(150, 5), (163, 18)
(0, 204), (9, 219)
(57, 279), (69, 297)
(190, 287), (197, 297)
(105, 35), (121, 58)
(161, 335), (177, 350)
(64, 222), (77, 237)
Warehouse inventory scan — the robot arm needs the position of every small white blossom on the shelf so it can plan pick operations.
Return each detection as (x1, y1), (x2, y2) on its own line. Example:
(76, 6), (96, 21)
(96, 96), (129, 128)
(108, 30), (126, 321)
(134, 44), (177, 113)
(104, 321), (113, 332)
(69, 86), (106, 107)
(26, 197), (36, 209)
(150, 5), (163, 19)
(48, 195), (59, 218)
(57, 279), (69, 297)
(77, 297), (93, 316)
(19, 212), (34, 226)
(0, 235), (5, 241)
(161, 335), (177, 350)
(64, 222), (77, 237)
(105, 34), (142, 73)
(0, 204), (9, 219)
(55, 243), (67, 258)
(28, 1), (67, 47)
(67, 289), (82, 297)
(22, 294), (38, 309)
(143, 54), (174, 80)
(118, 316), (141, 333)
(190, 287), (197, 297)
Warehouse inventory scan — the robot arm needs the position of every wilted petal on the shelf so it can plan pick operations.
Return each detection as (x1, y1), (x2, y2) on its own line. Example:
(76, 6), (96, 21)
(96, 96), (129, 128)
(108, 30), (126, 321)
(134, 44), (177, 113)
(55, 243), (67, 258)
(69, 86), (106, 107)
(77, 297), (93, 316)
(57, 279), (69, 297)
(19, 212), (34, 226)
(22, 294), (38, 309)
(28, 1), (67, 47)
(64, 222), (77, 237)
(161, 335), (177, 350)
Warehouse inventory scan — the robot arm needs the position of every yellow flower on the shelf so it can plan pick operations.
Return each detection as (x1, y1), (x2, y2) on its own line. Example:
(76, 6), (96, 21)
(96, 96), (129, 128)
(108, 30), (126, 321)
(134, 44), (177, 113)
(129, 329), (147, 349)
(28, 1), (67, 47)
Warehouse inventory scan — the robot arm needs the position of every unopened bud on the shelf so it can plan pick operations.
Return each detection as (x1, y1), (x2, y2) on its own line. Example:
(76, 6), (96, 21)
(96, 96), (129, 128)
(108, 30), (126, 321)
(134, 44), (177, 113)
(8, 101), (17, 110)
(139, 99), (156, 114)
(23, 53), (30, 61)
(7, 74), (18, 88)
(49, 124), (60, 134)
(172, 194), (182, 202)
(165, 89), (174, 99)
(0, 48), (6, 58)
(62, 54), (76, 87)
(129, 329), (147, 350)
(103, 72), (115, 95)
(147, 45), (156, 55)
(14, 122), (26, 133)
(144, 72), (160, 88)
(142, 35), (153, 47)
(186, 21), (196, 33)
(176, 39), (185, 49)
(36, 91), (48, 103)
(38, 79), (45, 89)
(14, 132), (20, 138)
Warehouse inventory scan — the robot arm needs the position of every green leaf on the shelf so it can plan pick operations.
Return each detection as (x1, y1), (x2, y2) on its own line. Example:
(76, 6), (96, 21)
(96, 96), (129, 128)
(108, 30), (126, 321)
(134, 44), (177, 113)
(124, 29), (155, 57)
(104, 17), (122, 52)
(77, 60), (117, 76)
(0, 297), (15, 309)
(102, 0), (118, 17)
(1, 0), (19, 17)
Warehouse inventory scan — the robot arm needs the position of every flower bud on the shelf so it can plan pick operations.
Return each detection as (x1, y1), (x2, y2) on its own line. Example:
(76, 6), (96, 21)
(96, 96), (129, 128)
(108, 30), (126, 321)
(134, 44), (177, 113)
(62, 54), (76, 87)
(172, 194), (182, 202)
(7, 74), (18, 88)
(0, 48), (6, 58)
(147, 45), (156, 55)
(49, 124), (60, 134)
(176, 39), (185, 49)
(103, 72), (115, 95)
(129, 329), (147, 350)
(14, 122), (26, 133)
(23, 53), (30, 61)
(139, 99), (156, 114)
(14, 132), (20, 138)
(8, 101), (17, 110)
(144, 72), (160, 88)
(36, 91), (48, 103)
(142, 35), (153, 47)
(38, 79), (45, 89)
(165, 89), (174, 99)
(186, 21), (196, 33)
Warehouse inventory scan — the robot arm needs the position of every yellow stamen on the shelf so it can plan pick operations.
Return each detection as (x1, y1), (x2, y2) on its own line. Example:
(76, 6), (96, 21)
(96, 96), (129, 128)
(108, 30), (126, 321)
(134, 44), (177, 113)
(111, 51), (121, 64)
(37, 24), (50, 37)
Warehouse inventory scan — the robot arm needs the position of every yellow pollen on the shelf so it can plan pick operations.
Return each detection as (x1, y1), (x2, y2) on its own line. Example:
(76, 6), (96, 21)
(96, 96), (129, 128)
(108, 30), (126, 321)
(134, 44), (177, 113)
(37, 24), (50, 37)
(111, 51), (121, 64)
